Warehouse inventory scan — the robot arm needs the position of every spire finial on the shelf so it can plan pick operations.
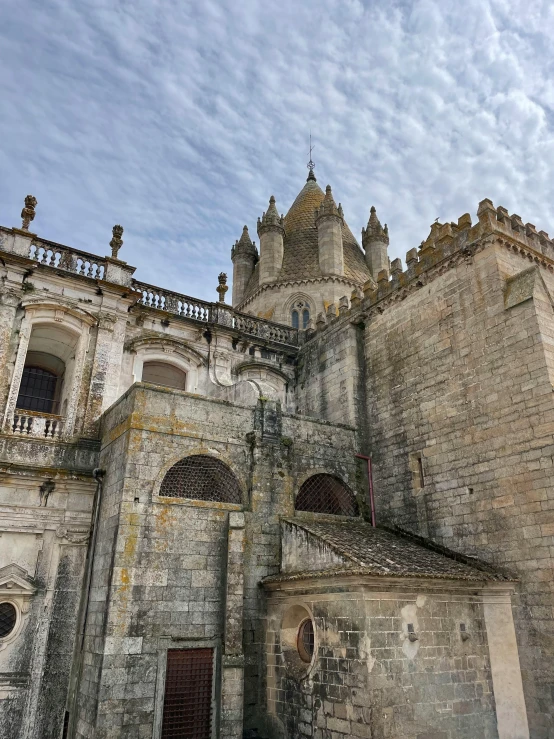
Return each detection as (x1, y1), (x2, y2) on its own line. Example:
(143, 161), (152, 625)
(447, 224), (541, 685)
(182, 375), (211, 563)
(110, 225), (124, 259)
(307, 132), (316, 181)
(217, 272), (228, 303)
(21, 195), (37, 231)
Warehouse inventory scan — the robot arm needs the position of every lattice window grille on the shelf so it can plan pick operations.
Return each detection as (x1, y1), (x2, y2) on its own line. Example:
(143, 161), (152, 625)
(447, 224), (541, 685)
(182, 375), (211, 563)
(161, 648), (213, 739)
(295, 474), (359, 517)
(159, 455), (242, 504)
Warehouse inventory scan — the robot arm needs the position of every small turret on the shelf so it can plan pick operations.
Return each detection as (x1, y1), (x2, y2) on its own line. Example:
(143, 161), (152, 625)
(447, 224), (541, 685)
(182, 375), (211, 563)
(231, 226), (258, 307)
(257, 196), (285, 285)
(362, 206), (389, 279)
(315, 185), (344, 276)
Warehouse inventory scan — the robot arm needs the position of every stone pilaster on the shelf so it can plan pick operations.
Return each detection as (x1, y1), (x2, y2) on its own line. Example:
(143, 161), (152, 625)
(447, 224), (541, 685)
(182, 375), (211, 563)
(82, 312), (126, 436)
(221, 511), (246, 739)
(2, 312), (31, 432)
(0, 288), (22, 412)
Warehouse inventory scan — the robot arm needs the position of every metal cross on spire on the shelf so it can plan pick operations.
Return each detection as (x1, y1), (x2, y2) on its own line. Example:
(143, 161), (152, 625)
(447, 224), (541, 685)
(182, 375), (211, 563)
(307, 132), (316, 180)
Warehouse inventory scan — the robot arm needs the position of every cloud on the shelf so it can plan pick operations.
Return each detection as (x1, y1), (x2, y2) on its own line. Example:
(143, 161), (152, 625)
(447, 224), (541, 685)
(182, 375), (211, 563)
(1, 0), (554, 300)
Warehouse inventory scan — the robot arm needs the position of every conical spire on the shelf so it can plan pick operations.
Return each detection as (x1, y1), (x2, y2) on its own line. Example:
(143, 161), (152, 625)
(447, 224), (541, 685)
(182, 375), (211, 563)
(231, 225), (257, 260)
(257, 196), (285, 237)
(362, 206), (389, 246)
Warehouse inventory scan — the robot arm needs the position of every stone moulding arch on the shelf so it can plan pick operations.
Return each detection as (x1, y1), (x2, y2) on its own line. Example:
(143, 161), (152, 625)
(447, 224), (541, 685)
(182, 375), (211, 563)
(126, 337), (206, 393)
(293, 469), (360, 517)
(294, 468), (354, 494)
(3, 300), (95, 436)
(152, 447), (247, 507)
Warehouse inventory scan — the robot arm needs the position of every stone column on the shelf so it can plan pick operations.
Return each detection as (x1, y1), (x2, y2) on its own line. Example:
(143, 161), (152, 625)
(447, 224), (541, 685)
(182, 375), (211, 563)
(221, 511), (246, 739)
(2, 311), (31, 431)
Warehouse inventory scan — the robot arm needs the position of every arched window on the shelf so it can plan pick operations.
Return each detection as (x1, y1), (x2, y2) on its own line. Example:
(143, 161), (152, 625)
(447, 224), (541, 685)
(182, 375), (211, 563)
(291, 310), (299, 329)
(17, 366), (59, 413)
(159, 455), (242, 504)
(302, 309), (310, 329)
(142, 361), (187, 391)
(295, 474), (359, 517)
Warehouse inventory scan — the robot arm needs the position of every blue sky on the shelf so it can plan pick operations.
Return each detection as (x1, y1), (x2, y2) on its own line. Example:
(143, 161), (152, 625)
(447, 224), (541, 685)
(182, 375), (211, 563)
(1, 0), (554, 300)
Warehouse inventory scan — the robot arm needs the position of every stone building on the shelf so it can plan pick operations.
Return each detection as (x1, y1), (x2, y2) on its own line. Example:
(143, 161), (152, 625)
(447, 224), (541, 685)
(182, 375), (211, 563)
(0, 167), (552, 739)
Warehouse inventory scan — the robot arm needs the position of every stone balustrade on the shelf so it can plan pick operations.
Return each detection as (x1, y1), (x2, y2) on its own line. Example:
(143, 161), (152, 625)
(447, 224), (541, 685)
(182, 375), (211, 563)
(132, 280), (212, 321)
(12, 411), (64, 439)
(28, 239), (106, 279)
(231, 311), (298, 345)
(132, 280), (299, 346)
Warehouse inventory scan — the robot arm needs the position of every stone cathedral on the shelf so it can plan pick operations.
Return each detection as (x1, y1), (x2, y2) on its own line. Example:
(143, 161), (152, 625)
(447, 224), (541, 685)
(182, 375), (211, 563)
(0, 164), (552, 739)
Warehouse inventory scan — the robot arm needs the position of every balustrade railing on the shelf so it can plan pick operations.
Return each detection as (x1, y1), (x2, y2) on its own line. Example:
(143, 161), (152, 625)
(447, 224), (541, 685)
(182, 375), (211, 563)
(28, 239), (106, 279)
(231, 312), (298, 345)
(131, 280), (299, 346)
(12, 411), (64, 439)
(131, 280), (212, 322)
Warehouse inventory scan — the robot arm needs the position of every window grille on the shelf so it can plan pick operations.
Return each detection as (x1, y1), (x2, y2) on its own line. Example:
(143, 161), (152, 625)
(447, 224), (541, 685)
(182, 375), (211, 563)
(16, 366), (59, 414)
(161, 648), (213, 739)
(159, 455), (242, 504)
(0, 603), (17, 638)
(295, 474), (359, 517)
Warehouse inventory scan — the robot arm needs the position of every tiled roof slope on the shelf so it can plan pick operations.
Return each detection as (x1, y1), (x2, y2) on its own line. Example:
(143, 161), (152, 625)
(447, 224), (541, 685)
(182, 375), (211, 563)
(240, 175), (371, 303)
(271, 519), (512, 582)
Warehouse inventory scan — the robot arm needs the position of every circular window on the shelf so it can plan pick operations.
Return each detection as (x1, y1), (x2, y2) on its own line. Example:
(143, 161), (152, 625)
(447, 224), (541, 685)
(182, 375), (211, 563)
(0, 603), (17, 638)
(297, 619), (315, 663)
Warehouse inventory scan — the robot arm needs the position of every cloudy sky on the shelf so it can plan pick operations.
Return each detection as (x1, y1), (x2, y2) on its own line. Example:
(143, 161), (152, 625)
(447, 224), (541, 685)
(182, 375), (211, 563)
(1, 0), (554, 300)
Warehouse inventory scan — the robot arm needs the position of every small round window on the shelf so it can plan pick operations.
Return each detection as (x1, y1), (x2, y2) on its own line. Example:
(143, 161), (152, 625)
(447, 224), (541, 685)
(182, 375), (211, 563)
(297, 618), (315, 663)
(0, 603), (17, 638)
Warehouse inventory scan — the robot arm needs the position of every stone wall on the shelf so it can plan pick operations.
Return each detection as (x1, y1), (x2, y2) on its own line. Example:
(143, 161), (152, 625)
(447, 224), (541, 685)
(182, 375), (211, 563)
(0, 438), (96, 739)
(364, 243), (554, 736)
(265, 581), (500, 739)
(72, 384), (360, 738)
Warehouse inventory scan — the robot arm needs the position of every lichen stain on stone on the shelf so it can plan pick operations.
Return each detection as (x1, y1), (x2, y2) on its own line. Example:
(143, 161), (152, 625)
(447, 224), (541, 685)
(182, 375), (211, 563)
(359, 633), (376, 673)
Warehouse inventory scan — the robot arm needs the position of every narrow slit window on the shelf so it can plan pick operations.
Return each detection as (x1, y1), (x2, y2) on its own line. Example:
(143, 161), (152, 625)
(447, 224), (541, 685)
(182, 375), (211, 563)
(417, 456), (425, 488)
(291, 310), (299, 329)
(302, 309), (310, 329)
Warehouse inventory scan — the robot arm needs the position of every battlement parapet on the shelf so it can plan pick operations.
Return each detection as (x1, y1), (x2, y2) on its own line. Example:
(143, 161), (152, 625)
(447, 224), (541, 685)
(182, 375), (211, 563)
(301, 198), (554, 345)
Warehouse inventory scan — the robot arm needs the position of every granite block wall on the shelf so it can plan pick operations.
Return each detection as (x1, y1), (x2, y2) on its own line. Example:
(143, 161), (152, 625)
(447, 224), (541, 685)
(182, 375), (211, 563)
(266, 586), (499, 739)
(363, 244), (554, 737)
(72, 384), (361, 738)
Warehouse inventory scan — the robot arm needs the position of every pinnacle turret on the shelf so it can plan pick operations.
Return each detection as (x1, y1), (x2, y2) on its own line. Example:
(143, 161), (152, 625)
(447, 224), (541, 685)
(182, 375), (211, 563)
(231, 225), (257, 260)
(362, 206), (389, 246)
(257, 196), (285, 237)
(315, 185), (343, 223)
(362, 206), (389, 279)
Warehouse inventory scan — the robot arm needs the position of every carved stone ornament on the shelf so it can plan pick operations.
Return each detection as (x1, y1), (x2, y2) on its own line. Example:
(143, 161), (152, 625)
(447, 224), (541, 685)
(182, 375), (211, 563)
(98, 312), (118, 330)
(110, 224), (124, 259)
(217, 272), (229, 303)
(56, 525), (90, 544)
(0, 564), (37, 649)
(20, 195), (37, 231)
